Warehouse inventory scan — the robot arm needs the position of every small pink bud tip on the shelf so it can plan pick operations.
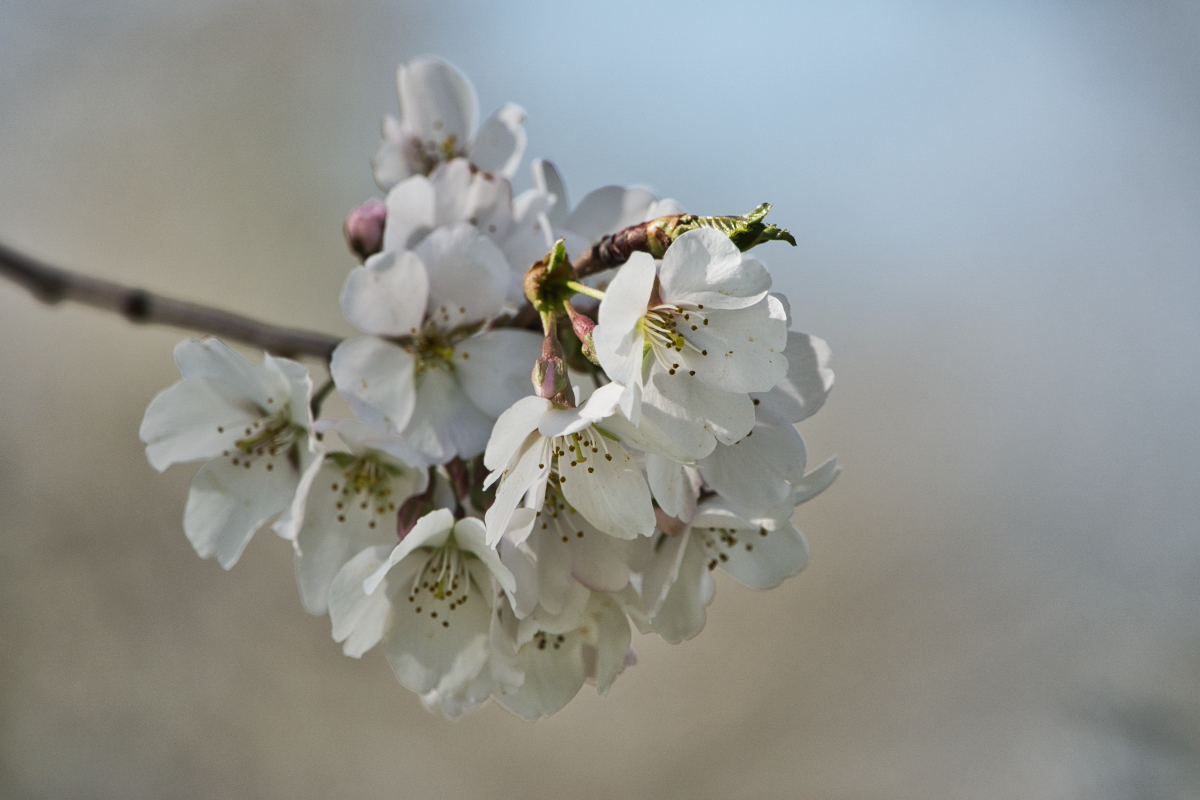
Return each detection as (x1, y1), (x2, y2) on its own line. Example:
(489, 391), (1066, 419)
(343, 198), (387, 262)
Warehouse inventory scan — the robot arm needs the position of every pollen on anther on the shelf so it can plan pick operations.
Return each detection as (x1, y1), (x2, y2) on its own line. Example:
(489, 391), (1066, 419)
(689, 370), (696, 376)
(442, 621), (449, 628)
(368, 521), (376, 529)
(539, 464), (545, 469)
(562, 535), (568, 542)
(217, 427), (224, 433)
(576, 531), (583, 538)
(337, 514), (346, 522)
(266, 464), (273, 471)
(701, 349), (708, 355)
(587, 467), (594, 473)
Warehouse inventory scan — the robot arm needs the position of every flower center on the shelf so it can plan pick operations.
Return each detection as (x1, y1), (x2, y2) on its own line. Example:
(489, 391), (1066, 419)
(326, 451), (404, 529)
(546, 426), (615, 488)
(403, 321), (462, 374)
(639, 304), (709, 374)
(231, 407), (303, 470)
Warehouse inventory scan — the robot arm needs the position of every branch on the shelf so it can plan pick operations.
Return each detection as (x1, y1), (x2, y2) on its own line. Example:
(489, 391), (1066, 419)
(0, 241), (342, 360)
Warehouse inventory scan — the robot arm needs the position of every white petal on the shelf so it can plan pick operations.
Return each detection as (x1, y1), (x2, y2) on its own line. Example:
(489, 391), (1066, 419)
(594, 252), (655, 388)
(329, 337), (417, 434)
(495, 628), (586, 720)
(485, 434), (550, 546)
(675, 298), (788, 393)
(569, 525), (631, 593)
(399, 368), (494, 463)
(397, 56), (477, 153)
(370, 117), (411, 191)
(382, 175), (436, 252)
(659, 228), (771, 310)
(532, 524), (575, 615)
(484, 395), (551, 472)
(469, 103), (526, 178)
(415, 223), (508, 328)
(270, 441), (326, 545)
(454, 329), (543, 418)
(140, 377), (259, 472)
(322, 419), (428, 471)
(644, 362), (754, 445)
(792, 457), (842, 506)
(429, 158), (513, 236)
(638, 529), (688, 617)
(567, 186), (656, 242)
(383, 560), (493, 694)
(690, 511), (808, 590)
(647, 530), (712, 644)
(589, 594), (632, 694)
(751, 332), (834, 424)
(699, 418), (807, 516)
(262, 355), (314, 430)
(291, 458), (420, 614)
(329, 544), (402, 658)
(363, 508), (455, 595)
(172, 338), (269, 399)
(339, 251), (429, 337)
(559, 439), (655, 539)
(182, 451), (302, 569)
(453, 517), (517, 595)
(645, 453), (697, 521)
(498, 537), (538, 618)
(531, 159), (569, 228)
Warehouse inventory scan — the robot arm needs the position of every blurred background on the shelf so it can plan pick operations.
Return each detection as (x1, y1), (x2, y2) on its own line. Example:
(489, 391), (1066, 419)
(2, 1), (1199, 797)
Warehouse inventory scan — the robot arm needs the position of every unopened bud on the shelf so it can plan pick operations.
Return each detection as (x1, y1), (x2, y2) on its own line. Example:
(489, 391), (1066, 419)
(533, 331), (570, 400)
(343, 198), (387, 262)
(565, 303), (599, 365)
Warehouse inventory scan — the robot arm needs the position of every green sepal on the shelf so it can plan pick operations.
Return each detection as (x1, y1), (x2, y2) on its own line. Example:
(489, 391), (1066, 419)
(677, 203), (796, 252)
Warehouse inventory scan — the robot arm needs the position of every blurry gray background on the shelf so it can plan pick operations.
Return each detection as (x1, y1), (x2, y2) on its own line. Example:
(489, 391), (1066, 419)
(2, 1), (1199, 798)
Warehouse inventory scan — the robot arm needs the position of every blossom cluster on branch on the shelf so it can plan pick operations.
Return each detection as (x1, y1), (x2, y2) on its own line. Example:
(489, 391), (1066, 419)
(139, 56), (838, 719)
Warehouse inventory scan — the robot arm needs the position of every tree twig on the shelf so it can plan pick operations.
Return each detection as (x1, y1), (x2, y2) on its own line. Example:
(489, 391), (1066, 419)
(0, 241), (342, 359)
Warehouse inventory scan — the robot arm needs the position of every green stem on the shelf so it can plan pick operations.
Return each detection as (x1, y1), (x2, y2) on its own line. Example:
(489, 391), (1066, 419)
(310, 378), (336, 419)
(565, 280), (605, 301)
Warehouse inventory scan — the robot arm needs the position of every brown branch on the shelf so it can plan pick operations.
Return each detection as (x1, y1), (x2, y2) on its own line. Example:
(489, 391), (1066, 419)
(571, 216), (679, 279)
(0, 241), (342, 360)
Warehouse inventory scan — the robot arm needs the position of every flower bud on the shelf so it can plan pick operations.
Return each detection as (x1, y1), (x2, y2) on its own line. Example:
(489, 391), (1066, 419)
(343, 198), (387, 262)
(565, 303), (599, 365)
(532, 331), (570, 400)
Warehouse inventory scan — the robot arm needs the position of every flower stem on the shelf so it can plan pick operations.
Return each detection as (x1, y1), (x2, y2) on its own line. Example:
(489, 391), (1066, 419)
(564, 280), (605, 301)
(310, 378), (336, 419)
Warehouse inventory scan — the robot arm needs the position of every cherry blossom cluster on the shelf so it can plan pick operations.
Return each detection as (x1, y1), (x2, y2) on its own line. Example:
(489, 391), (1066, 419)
(139, 56), (838, 719)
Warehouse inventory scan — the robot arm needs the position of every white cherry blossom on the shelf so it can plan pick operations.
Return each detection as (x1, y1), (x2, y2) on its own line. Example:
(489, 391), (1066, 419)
(491, 584), (633, 720)
(482, 383), (656, 546)
(593, 228), (788, 449)
(372, 56), (527, 190)
(139, 337), (319, 569)
(331, 227), (542, 462)
(327, 509), (516, 696)
(273, 419), (428, 615)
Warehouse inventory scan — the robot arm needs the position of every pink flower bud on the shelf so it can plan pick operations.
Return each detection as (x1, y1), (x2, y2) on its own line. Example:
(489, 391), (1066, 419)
(532, 332), (570, 400)
(566, 303), (599, 364)
(343, 198), (387, 262)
